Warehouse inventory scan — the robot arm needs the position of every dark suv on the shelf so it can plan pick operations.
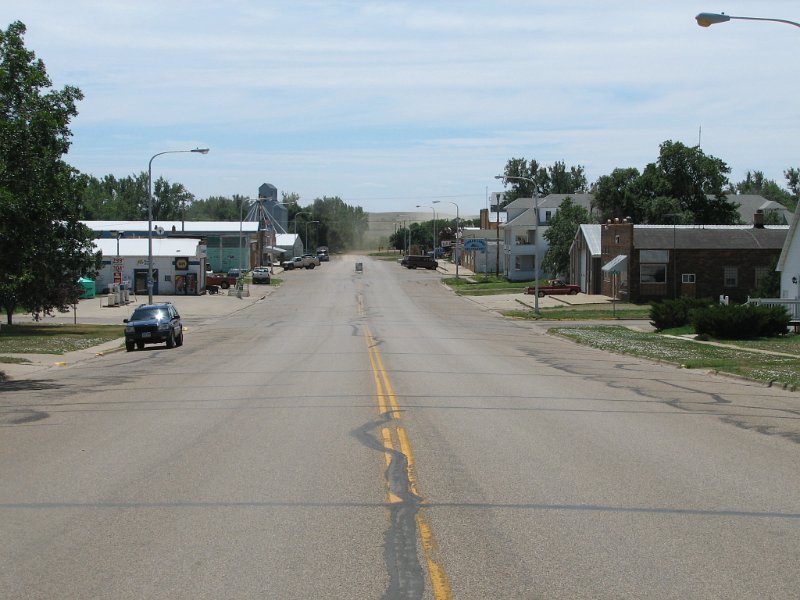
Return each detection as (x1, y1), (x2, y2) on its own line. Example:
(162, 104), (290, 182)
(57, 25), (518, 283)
(402, 255), (438, 270)
(124, 302), (184, 351)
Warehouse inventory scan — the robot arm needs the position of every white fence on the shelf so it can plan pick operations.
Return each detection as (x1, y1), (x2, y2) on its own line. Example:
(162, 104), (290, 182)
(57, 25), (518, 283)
(747, 297), (800, 321)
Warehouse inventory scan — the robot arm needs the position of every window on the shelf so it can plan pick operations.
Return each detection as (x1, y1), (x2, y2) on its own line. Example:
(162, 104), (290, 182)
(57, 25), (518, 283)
(545, 210), (552, 223)
(640, 250), (669, 263)
(724, 266), (738, 287)
(682, 273), (696, 284)
(640, 264), (666, 284)
(515, 230), (535, 245)
(514, 255), (534, 271)
(754, 266), (770, 289)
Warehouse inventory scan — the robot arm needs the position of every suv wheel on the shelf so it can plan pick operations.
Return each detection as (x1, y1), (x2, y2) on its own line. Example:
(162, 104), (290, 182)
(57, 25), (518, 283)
(176, 331), (184, 347)
(166, 330), (175, 349)
(126, 341), (134, 352)
(136, 341), (145, 350)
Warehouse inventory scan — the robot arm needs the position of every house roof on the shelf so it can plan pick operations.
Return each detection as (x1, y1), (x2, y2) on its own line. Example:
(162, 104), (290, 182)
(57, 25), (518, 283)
(275, 233), (299, 246)
(94, 238), (202, 257)
(633, 225), (788, 250)
(579, 224), (602, 256)
(83, 220), (259, 234)
(505, 209), (539, 227)
(727, 194), (792, 224)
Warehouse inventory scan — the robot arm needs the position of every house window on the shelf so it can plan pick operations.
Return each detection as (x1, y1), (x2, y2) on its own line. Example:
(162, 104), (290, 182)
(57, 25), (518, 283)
(723, 266), (738, 287)
(514, 255), (534, 271)
(515, 233), (529, 245)
(545, 210), (552, 222)
(682, 273), (696, 284)
(754, 266), (770, 289)
(640, 264), (666, 284)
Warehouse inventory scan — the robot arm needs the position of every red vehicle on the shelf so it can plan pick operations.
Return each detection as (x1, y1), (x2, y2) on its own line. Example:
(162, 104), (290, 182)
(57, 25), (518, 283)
(524, 279), (580, 297)
(205, 270), (240, 290)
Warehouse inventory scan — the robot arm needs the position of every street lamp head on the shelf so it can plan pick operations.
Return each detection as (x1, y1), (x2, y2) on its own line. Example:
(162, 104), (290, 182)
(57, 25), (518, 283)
(494, 175), (506, 181)
(192, 147), (210, 154)
(696, 12), (731, 27)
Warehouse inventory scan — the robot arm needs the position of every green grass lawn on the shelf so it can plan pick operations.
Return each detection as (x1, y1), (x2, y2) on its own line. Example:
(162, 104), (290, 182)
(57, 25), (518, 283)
(551, 325), (800, 389)
(444, 275), (536, 295)
(504, 303), (652, 320)
(0, 323), (124, 355)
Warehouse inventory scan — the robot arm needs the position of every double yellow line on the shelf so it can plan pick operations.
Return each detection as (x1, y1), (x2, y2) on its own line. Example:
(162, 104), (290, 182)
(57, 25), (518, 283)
(364, 325), (454, 600)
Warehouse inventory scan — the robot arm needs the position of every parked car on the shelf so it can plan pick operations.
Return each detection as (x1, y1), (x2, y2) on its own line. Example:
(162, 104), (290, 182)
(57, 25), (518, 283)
(525, 279), (580, 297)
(282, 256), (317, 270)
(403, 255), (438, 270)
(317, 250), (330, 262)
(251, 267), (271, 284)
(303, 254), (321, 267)
(124, 302), (183, 351)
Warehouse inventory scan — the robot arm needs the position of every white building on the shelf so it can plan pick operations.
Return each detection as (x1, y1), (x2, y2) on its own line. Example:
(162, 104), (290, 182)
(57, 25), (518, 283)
(777, 207), (800, 303)
(93, 238), (206, 296)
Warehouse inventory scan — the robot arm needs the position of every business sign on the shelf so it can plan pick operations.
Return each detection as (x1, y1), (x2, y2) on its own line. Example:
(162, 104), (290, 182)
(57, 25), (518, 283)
(175, 257), (189, 270)
(464, 238), (487, 253)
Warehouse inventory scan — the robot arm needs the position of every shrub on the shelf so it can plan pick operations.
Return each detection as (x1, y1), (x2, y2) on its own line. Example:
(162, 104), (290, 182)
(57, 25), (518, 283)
(650, 297), (711, 331)
(691, 303), (790, 339)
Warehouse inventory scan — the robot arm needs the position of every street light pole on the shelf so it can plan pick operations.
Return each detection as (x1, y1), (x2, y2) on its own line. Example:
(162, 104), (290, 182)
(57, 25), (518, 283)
(147, 147), (209, 304)
(416, 205), (436, 255)
(696, 12), (800, 28)
(432, 200), (460, 279)
(495, 175), (540, 314)
(239, 197), (251, 276)
(305, 220), (319, 254)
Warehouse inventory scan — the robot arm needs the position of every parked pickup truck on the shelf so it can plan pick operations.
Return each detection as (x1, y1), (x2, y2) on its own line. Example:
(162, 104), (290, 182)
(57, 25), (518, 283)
(281, 256), (316, 270)
(524, 279), (580, 297)
(205, 270), (241, 290)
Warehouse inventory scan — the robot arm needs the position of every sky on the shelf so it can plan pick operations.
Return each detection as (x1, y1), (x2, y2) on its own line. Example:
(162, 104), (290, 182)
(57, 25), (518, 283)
(4, 1), (800, 217)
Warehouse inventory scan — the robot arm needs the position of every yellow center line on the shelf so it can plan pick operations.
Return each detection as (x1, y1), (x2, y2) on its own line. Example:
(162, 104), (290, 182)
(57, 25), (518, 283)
(364, 325), (454, 600)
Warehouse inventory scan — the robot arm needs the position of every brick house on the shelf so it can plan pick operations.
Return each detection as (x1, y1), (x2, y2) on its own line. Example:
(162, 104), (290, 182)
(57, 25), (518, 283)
(600, 218), (788, 303)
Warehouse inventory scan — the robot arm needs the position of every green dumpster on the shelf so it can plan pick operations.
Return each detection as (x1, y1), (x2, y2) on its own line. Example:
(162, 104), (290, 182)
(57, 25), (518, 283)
(78, 277), (96, 299)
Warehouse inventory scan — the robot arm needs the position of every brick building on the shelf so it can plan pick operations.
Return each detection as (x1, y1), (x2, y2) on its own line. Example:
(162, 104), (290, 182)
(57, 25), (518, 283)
(599, 219), (788, 303)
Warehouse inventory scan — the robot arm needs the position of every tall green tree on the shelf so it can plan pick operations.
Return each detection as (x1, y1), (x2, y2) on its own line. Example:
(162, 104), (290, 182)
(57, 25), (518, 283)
(185, 195), (238, 220)
(644, 140), (738, 224)
(783, 168), (799, 212)
(0, 21), (100, 324)
(541, 198), (590, 277)
(499, 157), (547, 206)
(499, 157), (587, 207)
(80, 173), (147, 219)
(548, 160), (588, 194)
(592, 167), (643, 222)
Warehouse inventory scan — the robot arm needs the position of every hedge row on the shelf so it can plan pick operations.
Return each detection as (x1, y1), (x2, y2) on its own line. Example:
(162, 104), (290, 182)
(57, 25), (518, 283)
(650, 299), (790, 339)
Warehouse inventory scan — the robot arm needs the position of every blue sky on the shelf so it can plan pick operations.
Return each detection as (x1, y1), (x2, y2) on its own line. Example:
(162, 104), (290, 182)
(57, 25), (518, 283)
(5, 1), (800, 216)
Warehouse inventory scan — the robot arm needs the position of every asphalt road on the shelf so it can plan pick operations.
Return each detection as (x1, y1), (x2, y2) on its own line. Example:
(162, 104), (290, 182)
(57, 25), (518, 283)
(2, 255), (799, 599)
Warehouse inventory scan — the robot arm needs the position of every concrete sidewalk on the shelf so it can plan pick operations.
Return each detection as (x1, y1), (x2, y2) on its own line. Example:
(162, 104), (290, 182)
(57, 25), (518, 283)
(435, 258), (612, 312)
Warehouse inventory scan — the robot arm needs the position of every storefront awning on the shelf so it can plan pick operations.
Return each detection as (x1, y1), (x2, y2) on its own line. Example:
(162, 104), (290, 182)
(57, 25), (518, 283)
(602, 254), (628, 272)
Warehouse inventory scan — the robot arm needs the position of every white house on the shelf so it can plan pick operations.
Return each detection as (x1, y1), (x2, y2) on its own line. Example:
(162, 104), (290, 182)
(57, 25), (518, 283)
(777, 207), (800, 302)
(501, 193), (595, 282)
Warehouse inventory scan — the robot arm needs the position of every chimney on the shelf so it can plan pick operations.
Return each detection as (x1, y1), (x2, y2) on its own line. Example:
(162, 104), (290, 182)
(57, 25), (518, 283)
(754, 210), (764, 229)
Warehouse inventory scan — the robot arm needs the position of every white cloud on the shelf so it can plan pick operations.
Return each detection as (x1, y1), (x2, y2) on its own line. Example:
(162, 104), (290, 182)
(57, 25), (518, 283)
(6, 0), (800, 212)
